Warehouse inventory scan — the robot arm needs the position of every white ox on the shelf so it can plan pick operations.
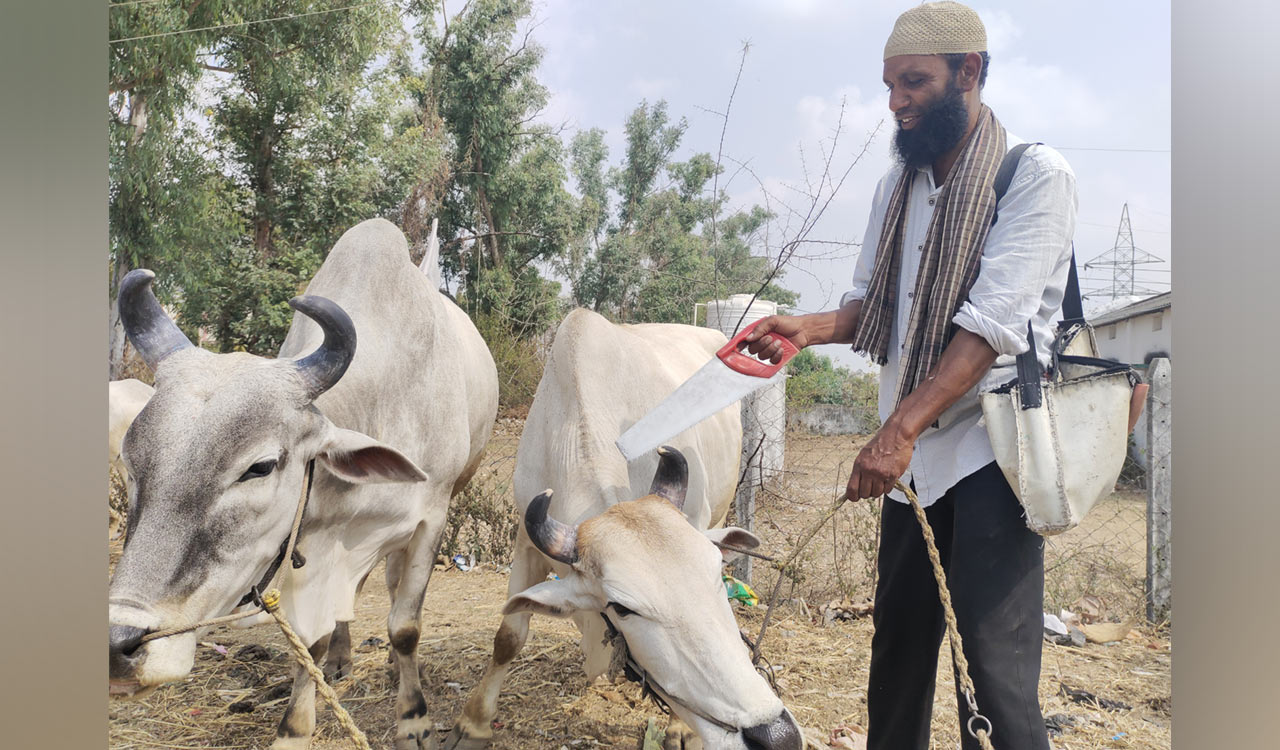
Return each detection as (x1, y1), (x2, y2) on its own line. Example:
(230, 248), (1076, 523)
(108, 378), (154, 537)
(108, 218), (499, 750)
(445, 309), (801, 750)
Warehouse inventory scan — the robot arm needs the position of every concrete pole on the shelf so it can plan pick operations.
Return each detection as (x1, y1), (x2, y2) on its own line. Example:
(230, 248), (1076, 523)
(733, 392), (766, 583)
(1145, 358), (1172, 623)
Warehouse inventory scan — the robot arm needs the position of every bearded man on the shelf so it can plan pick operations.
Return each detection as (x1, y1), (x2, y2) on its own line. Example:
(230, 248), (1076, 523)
(746, 3), (1072, 748)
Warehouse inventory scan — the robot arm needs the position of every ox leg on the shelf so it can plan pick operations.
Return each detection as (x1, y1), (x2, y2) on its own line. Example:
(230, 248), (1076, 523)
(270, 632), (331, 750)
(387, 524), (440, 750)
(444, 531), (550, 749)
(384, 549), (407, 666)
(324, 621), (352, 681)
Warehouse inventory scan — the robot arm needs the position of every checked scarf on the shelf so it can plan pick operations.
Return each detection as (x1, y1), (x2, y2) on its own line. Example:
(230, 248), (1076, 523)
(849, 104), (1007, 410)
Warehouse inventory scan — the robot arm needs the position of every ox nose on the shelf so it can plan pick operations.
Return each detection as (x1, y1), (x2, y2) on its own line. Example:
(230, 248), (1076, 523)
(109, 624), (149, 679)
(742, 710), (801, 750)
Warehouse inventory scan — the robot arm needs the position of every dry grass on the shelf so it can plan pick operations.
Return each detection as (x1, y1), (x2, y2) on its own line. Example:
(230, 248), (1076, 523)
(108, 424), (1171, 750)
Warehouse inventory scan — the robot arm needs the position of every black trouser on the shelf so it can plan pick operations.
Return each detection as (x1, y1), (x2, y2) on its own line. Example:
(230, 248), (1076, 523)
(867, 462), (1051, 750)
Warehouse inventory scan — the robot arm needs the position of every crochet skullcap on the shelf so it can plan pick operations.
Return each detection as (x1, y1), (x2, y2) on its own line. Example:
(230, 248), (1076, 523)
(884, 1), (987, 61)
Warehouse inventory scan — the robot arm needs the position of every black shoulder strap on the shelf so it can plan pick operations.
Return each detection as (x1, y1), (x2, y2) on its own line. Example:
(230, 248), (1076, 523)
(991, 141), (1086, 409)
(991, 141), (1034, 224)
(991, 141), (1085, 326)
(1060, 248), (1084, 324)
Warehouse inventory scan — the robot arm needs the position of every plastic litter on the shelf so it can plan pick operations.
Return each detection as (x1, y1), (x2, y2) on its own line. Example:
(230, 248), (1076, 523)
(452, 554), (472, 571)
(1043, 612), (1069, 636)
(722, 574), (759, 606)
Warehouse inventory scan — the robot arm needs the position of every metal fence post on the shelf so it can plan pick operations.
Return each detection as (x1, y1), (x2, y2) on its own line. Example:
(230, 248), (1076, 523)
(1146, 357), (1172, 623)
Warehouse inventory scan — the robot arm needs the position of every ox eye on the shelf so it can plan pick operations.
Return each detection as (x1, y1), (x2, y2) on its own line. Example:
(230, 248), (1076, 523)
(238, 459), (277, 482)
(608, 602), (638, 618)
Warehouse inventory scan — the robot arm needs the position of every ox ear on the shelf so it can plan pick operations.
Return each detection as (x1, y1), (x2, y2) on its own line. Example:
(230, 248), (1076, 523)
(704, 527), (761, 563)
(318, 427), (429, 484)
(502, 577), (601, 619)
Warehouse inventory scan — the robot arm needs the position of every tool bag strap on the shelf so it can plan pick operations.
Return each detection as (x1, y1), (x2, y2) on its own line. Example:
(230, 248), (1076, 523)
(990, 142), (1085, 410)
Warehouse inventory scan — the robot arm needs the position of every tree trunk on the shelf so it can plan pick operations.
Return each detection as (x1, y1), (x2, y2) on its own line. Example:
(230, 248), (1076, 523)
(110, 90), (150, 379)
(108, 258), (130, 380)
(254, 127), (276, 256)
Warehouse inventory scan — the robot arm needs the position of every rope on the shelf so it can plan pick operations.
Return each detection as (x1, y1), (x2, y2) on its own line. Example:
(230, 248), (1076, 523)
(899, 480), (995, 749)
(750, 480), (995, 749)
(260, 589), (372, 750)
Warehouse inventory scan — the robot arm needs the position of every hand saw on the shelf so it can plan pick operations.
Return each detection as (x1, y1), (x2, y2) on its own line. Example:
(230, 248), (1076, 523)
(615, 319), (800, 461)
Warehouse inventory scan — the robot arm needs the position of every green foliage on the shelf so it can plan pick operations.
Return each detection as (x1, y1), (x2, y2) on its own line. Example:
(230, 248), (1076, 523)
(569, 100), (798, 324)
(472, 310), (549, 412)
(177, 242), (321, 354)
(110, 2), (454, 356)
(786, 349), (880, 424)
(422, 0), (574, 334)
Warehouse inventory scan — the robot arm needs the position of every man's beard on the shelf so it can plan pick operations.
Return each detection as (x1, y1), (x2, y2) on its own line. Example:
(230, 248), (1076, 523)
(892, 80), (970, 170)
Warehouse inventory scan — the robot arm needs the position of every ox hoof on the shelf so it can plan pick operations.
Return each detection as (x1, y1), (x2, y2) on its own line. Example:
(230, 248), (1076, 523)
(268, 736), (312, 750)
(323, 653), (351, 682)
(394, 730), (439, 750)
(662, 718), (703, 750)
(440, 726), (492, 750)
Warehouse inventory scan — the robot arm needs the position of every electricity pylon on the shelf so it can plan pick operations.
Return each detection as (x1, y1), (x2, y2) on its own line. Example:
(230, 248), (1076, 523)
(1081, 204), (1163, 300)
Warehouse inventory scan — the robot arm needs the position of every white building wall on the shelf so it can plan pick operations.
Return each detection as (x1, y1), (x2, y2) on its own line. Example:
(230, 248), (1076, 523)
(1096, 308), (1172, 365)
(1093, 306), (1172, 471)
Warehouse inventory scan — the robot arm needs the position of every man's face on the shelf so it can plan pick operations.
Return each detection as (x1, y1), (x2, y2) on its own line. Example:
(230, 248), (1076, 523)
(883, 54), (971, 170)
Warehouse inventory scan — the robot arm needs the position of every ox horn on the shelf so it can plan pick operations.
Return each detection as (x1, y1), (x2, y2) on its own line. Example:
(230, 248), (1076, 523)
(525, 490), (579, 565)
(118, 269), (194, 371)
(288, 295), (357, 400)
(649, 445), (688, 511)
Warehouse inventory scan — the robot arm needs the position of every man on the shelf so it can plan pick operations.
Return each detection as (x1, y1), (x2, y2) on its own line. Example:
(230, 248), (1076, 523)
(746, 3), (1073, 749)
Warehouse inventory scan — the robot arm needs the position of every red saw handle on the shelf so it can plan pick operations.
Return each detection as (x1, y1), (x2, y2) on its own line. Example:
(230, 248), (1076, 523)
(715, 319), (800, 378)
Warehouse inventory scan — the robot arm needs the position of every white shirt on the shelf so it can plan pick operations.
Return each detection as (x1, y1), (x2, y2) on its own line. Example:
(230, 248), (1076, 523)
(841, 134), (1078, 507)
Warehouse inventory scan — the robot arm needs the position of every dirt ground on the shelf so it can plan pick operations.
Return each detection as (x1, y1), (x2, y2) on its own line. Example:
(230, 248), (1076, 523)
(108, 428), (1171, 750)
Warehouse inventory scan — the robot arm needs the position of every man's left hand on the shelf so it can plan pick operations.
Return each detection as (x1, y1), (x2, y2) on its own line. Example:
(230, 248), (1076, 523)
(848, 421), (917, 500)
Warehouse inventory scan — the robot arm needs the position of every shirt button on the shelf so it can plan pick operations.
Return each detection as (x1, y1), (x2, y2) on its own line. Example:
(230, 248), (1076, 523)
(917, 244), (923, 251)
(907, 292), (914, 298)
(928, 198), (935, 205)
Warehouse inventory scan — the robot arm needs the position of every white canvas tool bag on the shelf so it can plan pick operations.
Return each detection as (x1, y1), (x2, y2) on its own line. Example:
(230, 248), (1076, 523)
(979, 144), (1143, 536)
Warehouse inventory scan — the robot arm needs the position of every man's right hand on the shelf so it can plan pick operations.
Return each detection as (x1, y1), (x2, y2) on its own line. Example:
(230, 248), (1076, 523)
(743, 315), (812, 364)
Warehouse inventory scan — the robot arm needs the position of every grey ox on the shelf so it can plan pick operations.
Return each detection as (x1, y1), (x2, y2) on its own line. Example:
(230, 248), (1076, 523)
(108, 218), (499, 750)
(445, 308), (801, 750)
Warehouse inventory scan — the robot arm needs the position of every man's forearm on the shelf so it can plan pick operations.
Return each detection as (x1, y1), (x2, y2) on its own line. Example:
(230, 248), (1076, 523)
(801, 300), (863, 346)
(884, 328), (998, 441)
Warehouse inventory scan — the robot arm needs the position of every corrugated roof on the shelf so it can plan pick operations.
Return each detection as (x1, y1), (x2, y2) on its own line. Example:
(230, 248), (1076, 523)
(1089, 291), (1172, 326)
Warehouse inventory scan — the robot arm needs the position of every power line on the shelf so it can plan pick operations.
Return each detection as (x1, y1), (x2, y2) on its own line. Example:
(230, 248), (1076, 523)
(1079, 220), (1170, 234)
(110, 0), (170, 8)
(109, 2), (381, 44)
(1055, 147), (1170, 153)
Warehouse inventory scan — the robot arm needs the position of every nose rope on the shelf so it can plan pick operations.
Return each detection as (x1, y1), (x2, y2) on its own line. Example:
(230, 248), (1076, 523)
(135, 460), (315, 645)
(599, 612), (742, 735)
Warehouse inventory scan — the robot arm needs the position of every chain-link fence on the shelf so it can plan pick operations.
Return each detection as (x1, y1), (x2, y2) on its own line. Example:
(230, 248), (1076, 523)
(439, 347), (1169, 632)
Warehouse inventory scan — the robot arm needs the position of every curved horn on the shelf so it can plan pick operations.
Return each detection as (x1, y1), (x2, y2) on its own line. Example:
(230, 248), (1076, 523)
(118, 269), (194, 371)
(288, 295), (357, 400)
(649, 445), (688, 511)
(525, 490), (578, 565)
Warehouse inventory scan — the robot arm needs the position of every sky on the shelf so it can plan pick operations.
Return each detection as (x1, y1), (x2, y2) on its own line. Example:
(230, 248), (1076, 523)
(512, 0), (1172, 370)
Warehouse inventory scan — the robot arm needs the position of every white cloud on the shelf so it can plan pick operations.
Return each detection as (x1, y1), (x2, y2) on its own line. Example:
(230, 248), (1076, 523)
(976, 6), (1022, 55)
(984, 59), (1110, 134)
(629, 77), (672, 100)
